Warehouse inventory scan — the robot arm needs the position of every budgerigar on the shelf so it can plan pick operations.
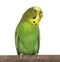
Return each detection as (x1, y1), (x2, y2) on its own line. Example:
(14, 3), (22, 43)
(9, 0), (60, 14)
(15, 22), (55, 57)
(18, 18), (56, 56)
(15, 6), (43, 55)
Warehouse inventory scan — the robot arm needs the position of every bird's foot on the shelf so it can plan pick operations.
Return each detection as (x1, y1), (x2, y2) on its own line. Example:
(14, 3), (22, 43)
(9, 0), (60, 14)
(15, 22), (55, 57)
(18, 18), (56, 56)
(20, 53), (24, 59)
(35, 53), (39, 59)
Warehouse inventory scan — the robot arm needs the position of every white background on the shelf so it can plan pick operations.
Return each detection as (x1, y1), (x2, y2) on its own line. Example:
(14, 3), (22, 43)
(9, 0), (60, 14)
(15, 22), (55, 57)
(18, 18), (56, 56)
(0, 0), (60, 55)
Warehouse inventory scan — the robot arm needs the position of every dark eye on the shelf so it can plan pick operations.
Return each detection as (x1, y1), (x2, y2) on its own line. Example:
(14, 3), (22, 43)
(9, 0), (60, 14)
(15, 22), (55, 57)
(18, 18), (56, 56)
(33, 9), (36, 12)
(33, 16), (36, 19)
(40, 11), (42, 14)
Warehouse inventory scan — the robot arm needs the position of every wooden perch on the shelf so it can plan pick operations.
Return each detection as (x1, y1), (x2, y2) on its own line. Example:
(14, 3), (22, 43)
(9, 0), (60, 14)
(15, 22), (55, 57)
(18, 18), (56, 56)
(0, 55), (60, 62)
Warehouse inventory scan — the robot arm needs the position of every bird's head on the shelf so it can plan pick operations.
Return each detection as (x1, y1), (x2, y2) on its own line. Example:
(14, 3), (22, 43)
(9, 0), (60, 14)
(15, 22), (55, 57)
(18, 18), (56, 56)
(21, 6), (43, 26)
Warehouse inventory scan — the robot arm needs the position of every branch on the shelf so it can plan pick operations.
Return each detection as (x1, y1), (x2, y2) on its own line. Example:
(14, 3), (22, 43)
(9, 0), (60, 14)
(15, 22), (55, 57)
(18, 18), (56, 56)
(0, 55), (60, 62)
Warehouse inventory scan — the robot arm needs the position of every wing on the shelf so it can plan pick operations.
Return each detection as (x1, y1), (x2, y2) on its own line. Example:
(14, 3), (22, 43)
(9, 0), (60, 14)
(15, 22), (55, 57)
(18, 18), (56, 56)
(15, 31), (20, 55)
(37, 30), (40, 53)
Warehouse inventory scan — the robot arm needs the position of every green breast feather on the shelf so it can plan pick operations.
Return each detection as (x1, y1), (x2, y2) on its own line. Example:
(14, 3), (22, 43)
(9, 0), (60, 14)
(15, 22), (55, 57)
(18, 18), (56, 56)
(15, 22), (40, 55)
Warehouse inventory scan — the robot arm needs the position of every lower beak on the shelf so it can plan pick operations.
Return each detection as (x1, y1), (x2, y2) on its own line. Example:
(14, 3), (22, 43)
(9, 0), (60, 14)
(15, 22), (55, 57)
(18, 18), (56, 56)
(41, 14), (43, 18)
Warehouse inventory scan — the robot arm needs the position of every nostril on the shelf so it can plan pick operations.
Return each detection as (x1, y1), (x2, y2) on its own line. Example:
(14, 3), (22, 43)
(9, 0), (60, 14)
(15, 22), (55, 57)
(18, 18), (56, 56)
(33, 21), (35, 23)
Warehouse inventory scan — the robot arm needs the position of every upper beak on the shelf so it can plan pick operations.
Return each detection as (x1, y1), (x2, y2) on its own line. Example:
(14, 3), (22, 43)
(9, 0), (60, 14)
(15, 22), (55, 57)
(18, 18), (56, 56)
(39, 11), (43, 18)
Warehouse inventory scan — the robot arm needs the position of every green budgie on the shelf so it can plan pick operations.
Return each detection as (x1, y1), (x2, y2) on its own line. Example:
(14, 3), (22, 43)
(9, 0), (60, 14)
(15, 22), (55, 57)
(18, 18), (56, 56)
(15, 6), (43, 55)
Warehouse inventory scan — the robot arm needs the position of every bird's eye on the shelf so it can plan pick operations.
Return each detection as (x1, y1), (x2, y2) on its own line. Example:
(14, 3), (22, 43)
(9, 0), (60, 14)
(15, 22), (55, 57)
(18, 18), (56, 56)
(33, 9), (36, 12)
(33, 16), (36, 19)
(40, 11), (42, 14)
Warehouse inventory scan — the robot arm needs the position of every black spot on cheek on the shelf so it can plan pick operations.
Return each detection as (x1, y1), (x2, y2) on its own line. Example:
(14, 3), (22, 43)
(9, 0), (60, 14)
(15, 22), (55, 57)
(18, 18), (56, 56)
(33, 21), (35, 23)
(35, 23), (37, 25)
